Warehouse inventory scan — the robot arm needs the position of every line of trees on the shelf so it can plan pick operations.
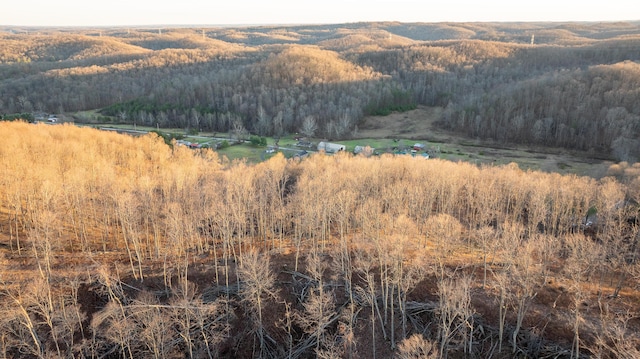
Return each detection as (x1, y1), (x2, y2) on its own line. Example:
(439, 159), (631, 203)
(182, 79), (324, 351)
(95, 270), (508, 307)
(1, 122), (639, 357)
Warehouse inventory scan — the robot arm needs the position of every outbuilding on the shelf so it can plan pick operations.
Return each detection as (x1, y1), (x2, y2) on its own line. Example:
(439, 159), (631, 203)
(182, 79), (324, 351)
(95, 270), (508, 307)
(317, 141), (346, 153)
(413, 143), (426, 151)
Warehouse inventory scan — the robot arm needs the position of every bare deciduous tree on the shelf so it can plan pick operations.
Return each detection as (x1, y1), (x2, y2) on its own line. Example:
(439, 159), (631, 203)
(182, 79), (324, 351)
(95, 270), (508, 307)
(300, 115), (318, 138)
(437, 275), (473, 359)
(296, 287), (337, 356)
(564, 234), (602, 359)
(238, 249), (278, 358)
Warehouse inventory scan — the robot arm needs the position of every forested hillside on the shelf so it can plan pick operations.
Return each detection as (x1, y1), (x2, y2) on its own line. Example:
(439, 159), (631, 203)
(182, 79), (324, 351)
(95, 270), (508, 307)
(1, 122), (639, 358)
(1, 22), (639, 160)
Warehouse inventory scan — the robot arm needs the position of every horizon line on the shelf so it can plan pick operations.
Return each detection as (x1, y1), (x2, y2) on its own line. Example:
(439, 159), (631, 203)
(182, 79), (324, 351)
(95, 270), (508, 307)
(2, 19), (640, 29)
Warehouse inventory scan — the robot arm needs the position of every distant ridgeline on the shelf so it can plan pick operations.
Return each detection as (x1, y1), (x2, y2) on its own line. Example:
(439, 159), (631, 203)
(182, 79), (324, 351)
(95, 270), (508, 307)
(1, 22), (639, 159)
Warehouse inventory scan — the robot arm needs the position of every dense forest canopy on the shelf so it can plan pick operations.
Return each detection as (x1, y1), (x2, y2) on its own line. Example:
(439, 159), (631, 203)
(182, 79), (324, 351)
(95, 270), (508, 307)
(1, 21), (639, 160)
(0, 122), (639, 358)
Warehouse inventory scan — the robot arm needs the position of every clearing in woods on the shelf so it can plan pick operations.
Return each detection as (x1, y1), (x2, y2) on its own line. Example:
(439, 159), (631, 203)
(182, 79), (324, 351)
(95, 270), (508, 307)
(356, 106), (613, 178)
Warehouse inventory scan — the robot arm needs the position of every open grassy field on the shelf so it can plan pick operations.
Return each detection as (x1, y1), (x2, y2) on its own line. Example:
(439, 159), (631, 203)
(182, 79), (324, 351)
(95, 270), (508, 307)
(215, 143), (279, 163)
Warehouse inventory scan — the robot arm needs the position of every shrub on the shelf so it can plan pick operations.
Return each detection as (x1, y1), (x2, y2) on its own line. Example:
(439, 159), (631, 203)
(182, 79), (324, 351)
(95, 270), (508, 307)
(250, 135), (267, 147)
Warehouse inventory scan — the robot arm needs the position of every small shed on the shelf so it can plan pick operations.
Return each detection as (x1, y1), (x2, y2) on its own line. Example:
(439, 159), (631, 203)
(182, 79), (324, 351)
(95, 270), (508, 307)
(317, 142), (346, 153)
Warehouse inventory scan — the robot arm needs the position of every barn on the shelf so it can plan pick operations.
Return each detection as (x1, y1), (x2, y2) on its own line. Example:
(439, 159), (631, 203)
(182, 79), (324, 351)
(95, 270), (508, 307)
(317, 141), (346, 153)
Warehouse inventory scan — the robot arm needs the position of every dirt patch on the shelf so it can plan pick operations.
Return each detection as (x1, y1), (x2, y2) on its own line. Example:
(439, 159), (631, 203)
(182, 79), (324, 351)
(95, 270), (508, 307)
(356, 106), (448, 141)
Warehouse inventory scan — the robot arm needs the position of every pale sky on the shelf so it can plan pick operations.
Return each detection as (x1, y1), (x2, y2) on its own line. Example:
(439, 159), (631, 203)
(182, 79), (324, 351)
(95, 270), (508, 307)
(2, 0), (639, 27)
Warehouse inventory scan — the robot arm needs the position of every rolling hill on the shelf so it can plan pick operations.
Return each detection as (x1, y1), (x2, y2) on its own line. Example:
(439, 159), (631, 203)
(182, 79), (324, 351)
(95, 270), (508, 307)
(1, 21), (639, 160)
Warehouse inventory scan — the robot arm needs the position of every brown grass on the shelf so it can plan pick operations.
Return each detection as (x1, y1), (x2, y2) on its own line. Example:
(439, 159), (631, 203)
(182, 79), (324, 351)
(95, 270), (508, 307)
(357, 105), (613, 177)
